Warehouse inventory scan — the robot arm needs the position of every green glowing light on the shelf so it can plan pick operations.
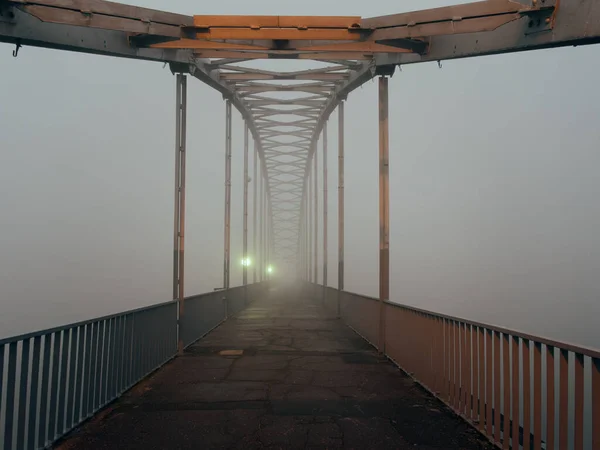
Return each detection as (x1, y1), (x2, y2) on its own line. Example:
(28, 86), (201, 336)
(241, 258), (252, 267)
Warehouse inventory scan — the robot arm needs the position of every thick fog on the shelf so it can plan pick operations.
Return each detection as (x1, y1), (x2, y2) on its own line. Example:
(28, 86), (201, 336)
(0, 0), (599, 349)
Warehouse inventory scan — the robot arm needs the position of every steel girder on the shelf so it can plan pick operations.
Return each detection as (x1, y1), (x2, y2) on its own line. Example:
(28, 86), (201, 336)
(1, 0), (599, 266)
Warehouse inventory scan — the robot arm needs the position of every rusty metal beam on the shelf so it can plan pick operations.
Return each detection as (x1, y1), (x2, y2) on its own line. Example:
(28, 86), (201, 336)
(337, 101), (344, 318)
(378, 76), (389, 354)
(173, 73), (187, 355)
(322, 121), (328, 300)
(224, 100), (232, 294)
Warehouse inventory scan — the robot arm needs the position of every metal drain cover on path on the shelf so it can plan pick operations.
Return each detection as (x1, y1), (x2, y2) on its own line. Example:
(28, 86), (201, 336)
(219, 349), (244, 356)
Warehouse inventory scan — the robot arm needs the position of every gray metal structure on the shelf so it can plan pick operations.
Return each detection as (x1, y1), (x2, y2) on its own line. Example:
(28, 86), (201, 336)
(1, 1), (600, 447)
(2, 0), (599, 284)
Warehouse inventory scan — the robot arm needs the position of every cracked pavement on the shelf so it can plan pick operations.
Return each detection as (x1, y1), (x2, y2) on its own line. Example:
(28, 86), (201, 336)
(57, 285), (494, 449)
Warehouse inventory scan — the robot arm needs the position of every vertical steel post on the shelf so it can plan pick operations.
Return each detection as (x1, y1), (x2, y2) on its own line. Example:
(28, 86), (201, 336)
(299, 198), (304, 280)
(173, 77), (181, 301)
(322, 122), (328, 302)
(304, 176), (313, 283)
(173, 73), (187, 355)
(263, 180), (268, 279)
(243, 122), (249, 288)
(224, 100), (232, 293)
(337, 102), (345, 318)
(313, 144), (318, 286)
(267, 197), (272, 279)
(259, 169), (264, 281)
(253, 141), (258, 284)
(308, 168), (313, 282)
(378, 77), (390, 354)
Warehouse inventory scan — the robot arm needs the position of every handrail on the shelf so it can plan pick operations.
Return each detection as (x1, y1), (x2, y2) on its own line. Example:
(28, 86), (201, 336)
(317, 283), (600, 450)
(0, 300), (174, 347)
(332, 287), (600, 360)
(0, 283), (267, 450)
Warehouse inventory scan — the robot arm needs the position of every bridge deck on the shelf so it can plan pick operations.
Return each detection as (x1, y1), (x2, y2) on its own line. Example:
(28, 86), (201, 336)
(58, 286), (493, 449)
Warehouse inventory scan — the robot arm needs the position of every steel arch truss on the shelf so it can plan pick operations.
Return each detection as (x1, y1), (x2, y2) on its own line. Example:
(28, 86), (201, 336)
(1, 0), (599, 266)
(212, 59), (372, 262)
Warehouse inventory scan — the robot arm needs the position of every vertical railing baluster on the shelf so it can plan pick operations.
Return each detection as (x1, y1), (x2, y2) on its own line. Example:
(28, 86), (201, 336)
(478, 327), (485, 433)
(38, 334), (52, 448)
(433, 316), (441, 395)
(533, 343), (542, 450)
(56, 329), (71, 436)
(485, 329), (493, 437)
(27, 336), (41, 450)
(546, 345), (556, 450)
(17, 339), (31, 448)
(503, 334), (510, 449)
(511, 336), (520, 450)
(454, 321), (460, 411)
(48, 331), (61, 442)
(83, 323), (94, 419)
(114, 316), (124, 396)
(73, 326), (85, 426)
(467, 325), (473, 421)
(558, 349), (568, 450)
(573, 353), (584, 450)
(87, 320), (104, 416)
(108, 317), (118, 402)
(462, 322), (468, 416)
(65, 327), (79, 431)
(523, 340), (531, 450)
(440, 318), (446, 399)
(593, 357), (600, 450)
(96, 321), (107, 410)
(4, 342), (18, 450)
(0, 343), (4, 447)
(133, 314), (141, 383)
(103, 319), (113, 405)
(447, 320), (455, 408)
(493, 331), (501, 443)
(121, 315), (131, 393)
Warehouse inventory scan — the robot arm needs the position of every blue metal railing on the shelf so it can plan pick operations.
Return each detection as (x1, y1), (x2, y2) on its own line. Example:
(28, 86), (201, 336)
(0, 283), (265, 450)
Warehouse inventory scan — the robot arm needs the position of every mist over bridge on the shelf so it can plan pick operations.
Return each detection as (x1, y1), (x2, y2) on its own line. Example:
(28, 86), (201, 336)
(1, 1), (600, 449)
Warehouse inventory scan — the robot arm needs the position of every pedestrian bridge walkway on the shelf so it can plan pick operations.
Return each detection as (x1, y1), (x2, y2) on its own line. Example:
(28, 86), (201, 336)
(1, 282), (599, 449)
(56, 285), (491, 449)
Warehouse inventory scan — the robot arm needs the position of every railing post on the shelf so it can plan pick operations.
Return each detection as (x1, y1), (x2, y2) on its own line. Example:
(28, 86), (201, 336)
(223, 100), (232, 304)
(378, 76), (389, 354)
(337, 101), (344, 318)
(173, 73), (187, 355)
(322, 121), (328, 303)
(243, 122), (249, 298)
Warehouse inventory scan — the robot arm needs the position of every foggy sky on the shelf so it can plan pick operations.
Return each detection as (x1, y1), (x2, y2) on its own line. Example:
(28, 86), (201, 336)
(1, 0), (599, 349)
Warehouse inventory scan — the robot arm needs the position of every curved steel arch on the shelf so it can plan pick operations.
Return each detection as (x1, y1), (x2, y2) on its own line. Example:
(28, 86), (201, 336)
(2, 0), (599, 269)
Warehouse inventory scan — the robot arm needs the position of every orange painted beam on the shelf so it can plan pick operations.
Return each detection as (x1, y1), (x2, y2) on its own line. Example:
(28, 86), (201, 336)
(153, 39), (415, 54)
(296, 42), (414, 53)
(151, 39), (270, 50)
(195, 28), (363, 41)
(193, 15), (363, 29)
(194, 51), (373, 60)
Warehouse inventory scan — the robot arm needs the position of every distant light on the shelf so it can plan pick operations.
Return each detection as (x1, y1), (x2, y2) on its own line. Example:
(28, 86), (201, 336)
(267, 265), (273, 274)
(241, 258), (252, 267)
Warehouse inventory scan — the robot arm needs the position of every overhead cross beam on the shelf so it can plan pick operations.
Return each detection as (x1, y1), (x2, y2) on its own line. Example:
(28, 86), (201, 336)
(1, 0), (599, 266)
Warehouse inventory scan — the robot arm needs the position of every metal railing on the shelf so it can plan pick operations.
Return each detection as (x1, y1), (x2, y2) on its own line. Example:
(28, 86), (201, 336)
(0, 283), (266, 450)
(320, 285), (600, 450)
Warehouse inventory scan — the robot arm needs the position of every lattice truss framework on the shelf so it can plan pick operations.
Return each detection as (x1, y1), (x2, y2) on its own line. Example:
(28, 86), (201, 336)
(216, 58), (369, 262)
(1, 0), (599, 265)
